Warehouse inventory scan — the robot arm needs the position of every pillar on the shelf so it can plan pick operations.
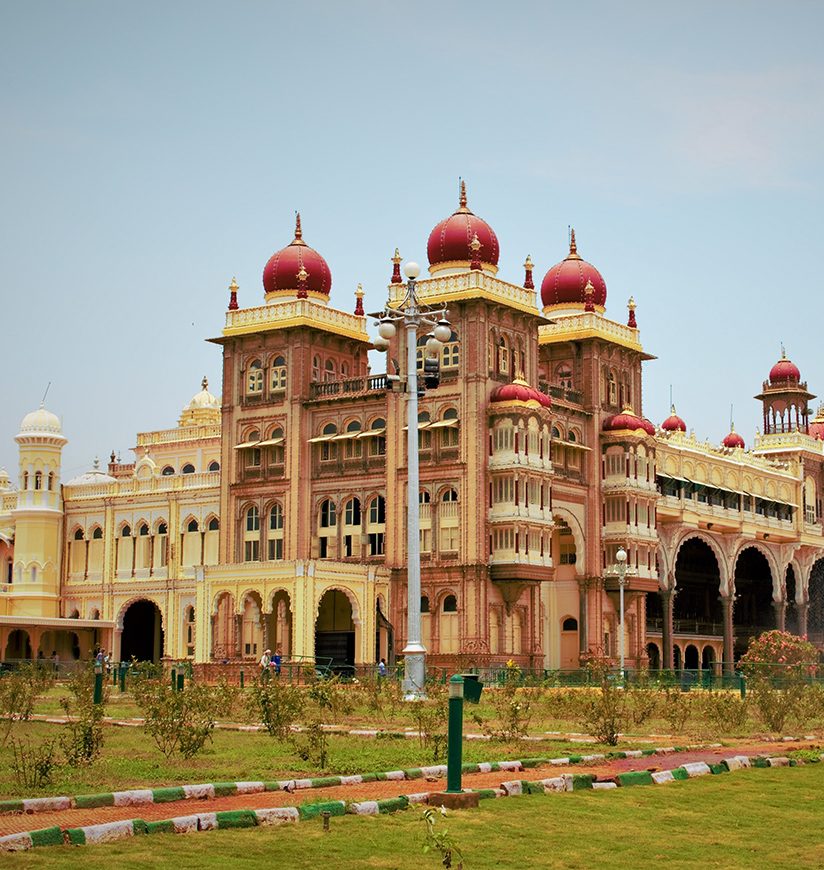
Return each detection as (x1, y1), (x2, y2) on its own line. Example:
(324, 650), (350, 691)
(262, 610), (271, 651)
(660, 588), (673, 670)
(721, 595), (734, 674)
(209, 613), (216, 659)
(578, 578), (588, 655)
(798, 602), (809, 638)
(235, 613), (242, 658)
(773, 601), (786, 632)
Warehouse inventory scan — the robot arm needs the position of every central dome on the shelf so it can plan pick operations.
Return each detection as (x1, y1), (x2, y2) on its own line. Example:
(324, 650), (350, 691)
(262, 214), (332, 300)
(769, 350), (801, 385)
(540, 230), (607, 313)
(427, 182), (499, 275)
(18, 404), (63, 438)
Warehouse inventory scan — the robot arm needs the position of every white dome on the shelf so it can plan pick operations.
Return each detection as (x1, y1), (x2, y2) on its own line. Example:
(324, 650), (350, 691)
(66, 458), (116, 487)
(18, 404), (62, 437)
(185, 377), (219, 411)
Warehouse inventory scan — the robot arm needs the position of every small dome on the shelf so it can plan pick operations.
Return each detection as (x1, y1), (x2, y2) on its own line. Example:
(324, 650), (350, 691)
(540, 229), (607, 313)
(769, 349), (801, 384)
(0, 467), (10, 490)
(427, 182), (500, 274)
(809, 404), (824, 440)
(262, 214), (332, 299)
(661, 405), (687, 432)
(66, 458), (116, 487)
(185, 376), (219, 411)
(603, 406), (656, 436)
(18, 404), (63, 437)
(722, 427), (745, 449)
(490, 379), (551, 408)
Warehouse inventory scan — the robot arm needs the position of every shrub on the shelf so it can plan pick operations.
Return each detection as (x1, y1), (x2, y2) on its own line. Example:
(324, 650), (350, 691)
(472, 664), (539, 740)
(694, 691), (749, 734)
(660, 685), (692, 733)
(0, 664), (54, 746)
(291, 715), (330, 770)
(407, 687), (448, 761)
(133, 679), (217, 758)
(247, 678), (305, 739)
(308, 675), (352, 719)
(60, 665), (105, 766)
(578, 653), (625, 745)
(624, 683), (660, 726)
(11, 736), (59, 788)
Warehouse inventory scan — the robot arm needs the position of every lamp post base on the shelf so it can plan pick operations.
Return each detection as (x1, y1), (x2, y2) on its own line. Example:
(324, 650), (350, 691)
(429, 791), (479, 810)
(402, 648), (427, 701)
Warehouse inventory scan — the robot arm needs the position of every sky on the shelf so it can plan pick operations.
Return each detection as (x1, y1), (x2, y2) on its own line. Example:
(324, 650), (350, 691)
(2, 1), (823, 479)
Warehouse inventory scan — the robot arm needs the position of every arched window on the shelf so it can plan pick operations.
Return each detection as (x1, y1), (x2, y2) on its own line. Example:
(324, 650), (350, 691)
(312, 355), (321, 381)
(47, 472), (54, 490)
(441, 331), (460, 369)
(368, 417), (386, 456)
(440, 488), (459, 553)
(182, 463), (195, 474)
(343, 497), (361, 557)
(320, 499), (337, 528)
(607, 371), (617, 406)
(562, 617), (578, 631)
(498, 337), (509, 375)
(419, 489), (432, 553)
(266, 427), (285, 466)
(74, 528), (84, 541)
(187, 519), (199, 533)
(417, 412), (432, 451)
(439, 407), (459, 448)
(442, 488), (458, 502)
(319, 423), (338, 461)
(34, 471), (42, 490)
(318, 498), (336, 558)
(185, 604), (196, 655)
(246, 360), (263, 395)
(244, 506), (260, 561)
(23, 471), (28, 490)
(208, 460), (220, 472)
(324, 359), (336, 382)
(121, 525), (131, 537)
(420, 490), (431, 503)
(162, 466), (175, 476)
(139, 523), (149, 535)
(421, 595), (430, 613)
(344, 420), (362, 459)
(267, 503), (284, 560)
(271, 355), (287, 392)
(443, 595), (458, 613)
(208, 517), (219, 531)
(92, 527), (103, 540)
(135, 522), (151, 569)
(367, 495), (386, 556)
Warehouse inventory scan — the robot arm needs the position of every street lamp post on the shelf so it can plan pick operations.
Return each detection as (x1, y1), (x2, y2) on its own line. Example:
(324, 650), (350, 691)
(615, 546), (628, 684)
(373, 262), (452, 700)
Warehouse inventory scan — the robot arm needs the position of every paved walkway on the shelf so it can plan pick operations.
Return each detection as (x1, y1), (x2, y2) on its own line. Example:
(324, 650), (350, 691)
(0, 740), (809, 837)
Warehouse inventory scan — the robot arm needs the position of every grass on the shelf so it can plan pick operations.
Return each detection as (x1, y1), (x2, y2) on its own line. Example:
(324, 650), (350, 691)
(4, 765), (824, 868)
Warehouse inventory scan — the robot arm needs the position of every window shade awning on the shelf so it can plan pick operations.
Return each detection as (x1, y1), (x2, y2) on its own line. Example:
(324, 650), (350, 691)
(428, 419), (460, 429)
(257, 437), (284, 447)
(307, 434), (337, 443)
(332, 431), (361, 441)
(357, 428), (386, 438)
(234, 440), (261, 450)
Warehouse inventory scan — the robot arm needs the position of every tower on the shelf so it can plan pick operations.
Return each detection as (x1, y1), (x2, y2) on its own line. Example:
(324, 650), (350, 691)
(11, 404), (67, 616)
(756, 350), (815, 434)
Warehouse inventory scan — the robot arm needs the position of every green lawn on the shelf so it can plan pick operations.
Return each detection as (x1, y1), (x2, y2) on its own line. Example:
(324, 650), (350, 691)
(5, 765), (824, 868)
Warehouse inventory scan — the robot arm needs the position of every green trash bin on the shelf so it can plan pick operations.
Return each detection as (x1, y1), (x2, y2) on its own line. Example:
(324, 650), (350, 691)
(460, 673), (483, 704)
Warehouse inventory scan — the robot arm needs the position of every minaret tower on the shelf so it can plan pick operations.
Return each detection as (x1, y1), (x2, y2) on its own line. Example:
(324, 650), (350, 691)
(11, 404), (67, 617)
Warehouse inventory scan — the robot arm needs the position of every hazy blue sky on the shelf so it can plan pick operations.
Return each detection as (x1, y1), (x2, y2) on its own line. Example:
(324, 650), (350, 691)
(2, 1), (823, 478)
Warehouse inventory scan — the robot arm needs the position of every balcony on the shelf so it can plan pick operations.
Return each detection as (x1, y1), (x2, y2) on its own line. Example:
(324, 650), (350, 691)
(646, 617), (723, 637)
(309, 375), (387, 400)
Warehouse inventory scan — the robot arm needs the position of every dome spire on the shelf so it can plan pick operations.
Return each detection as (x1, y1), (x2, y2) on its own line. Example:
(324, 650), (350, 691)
(228, 277), (239, 311)
(458, 178), (469, 212)
(354, 283), (365, 316)
(201, 375), (208, 391)
(523, 255), (534, 290)
(627, 296), (637, 328)
(584, 279), (595, 312)
(293, 211), (305, 245)
(568, 227), (580, 259)
(390, 248), (403, 284)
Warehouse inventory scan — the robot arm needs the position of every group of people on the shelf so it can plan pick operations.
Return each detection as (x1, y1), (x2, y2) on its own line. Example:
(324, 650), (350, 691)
(258, 648), (283, 677)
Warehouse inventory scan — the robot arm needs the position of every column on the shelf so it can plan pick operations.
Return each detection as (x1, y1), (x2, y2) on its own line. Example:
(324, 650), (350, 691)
(798, 602), (809, 638)
(262, 611), (271, 652)
(773, 601), (786, 632)
(578, 578), (588, 655)
(721, 595), (734, 674)
(235, 613), (243, 659)
(209, 614), (216, 660)
(660, 588), (673, 670)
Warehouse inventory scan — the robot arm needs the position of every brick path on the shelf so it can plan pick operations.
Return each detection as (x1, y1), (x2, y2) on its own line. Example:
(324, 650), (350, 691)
(0, 740), (810, 837)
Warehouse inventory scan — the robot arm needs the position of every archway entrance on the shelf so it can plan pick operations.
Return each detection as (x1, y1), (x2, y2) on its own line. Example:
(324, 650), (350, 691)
(809, 559), (824, 645)
(646, 642), (660, 670)
(733, 548), (774, 657)
(684, 644), (699, 670)
(269, 591), (293, 658)
(702, 645), (715, 672)
(785, 565), (798, 634)
(673, 539), (723, 630)
(375, 599), (393, 664)
(315, 589), (355, 672)
(121, 600), (164, 662)
(5, 629), (31, 661)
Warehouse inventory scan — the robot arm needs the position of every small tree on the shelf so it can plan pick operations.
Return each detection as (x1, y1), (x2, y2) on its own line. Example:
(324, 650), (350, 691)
(247, 678), (305, 739)
(0, 664), (54, 746)
(133, 679), (217, 759)
(738, 630), (819, 732)
(578, 651), (625, 745)
(60, 664), (105, 766)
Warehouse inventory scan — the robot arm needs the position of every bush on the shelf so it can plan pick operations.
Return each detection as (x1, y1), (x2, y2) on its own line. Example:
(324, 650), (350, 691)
(578, 653), (625, 745)
(248, 678), (305, 739)
(133, 679), (217, 758)
(11, 736), (59, 788)
(407, 687), (448, 761)
(660, 685), (692, 733)
(291, 715), (330, 770)
(60, 665), (105, 766)
(472, 664), (539, 740)
(624, 683), (660, 726)
(308, 675), (352, 719)
(694, 691), (749, 734)
(739, 631), (819, 733)
(0, 664), (54, 746)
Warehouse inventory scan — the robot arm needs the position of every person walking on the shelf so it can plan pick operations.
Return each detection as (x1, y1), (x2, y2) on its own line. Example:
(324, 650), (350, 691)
(273, 648), (282, 677)
(259, 649), (271, 681)
(378, 658), (387, 679)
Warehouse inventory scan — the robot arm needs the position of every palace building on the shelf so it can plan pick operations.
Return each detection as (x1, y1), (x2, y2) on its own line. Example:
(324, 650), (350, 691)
(1, 184), (823, 674)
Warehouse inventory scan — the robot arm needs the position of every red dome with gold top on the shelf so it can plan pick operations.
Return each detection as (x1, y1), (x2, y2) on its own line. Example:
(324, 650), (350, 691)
(768, 350), (801, 384)
(603, 406), (656, 436)
(541, 229), (607, 312)
(809, 405), (824, 440)
(490, 379), (551, 408)
(263, 214), (331, 298)
(722, 427), (745, 449)
(661, 405), (687, 432)
(427, 182), (499, 272)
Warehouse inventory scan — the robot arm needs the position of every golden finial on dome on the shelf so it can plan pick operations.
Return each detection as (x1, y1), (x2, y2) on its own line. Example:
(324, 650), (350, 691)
(354, 283), (364, 316)
(294, 212), (303, 241)
(228, 277), (239, 311)
(524, 254), (533, 270)
(628, 296), (636, 311)
(569, 227), (577, 254)
(459, 178), (467, 210)
(627, 295), (637, 328)
(392, 248), (402, 264)
(229, 277), (238, 292)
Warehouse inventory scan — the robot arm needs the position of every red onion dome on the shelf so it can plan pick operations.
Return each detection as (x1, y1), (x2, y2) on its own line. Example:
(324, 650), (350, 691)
(540, 229), (607, 312)
(809, 405), (824, 440)
(661, 404), (687, 432)
(262, 214), (331, 299)
(427, 181), (499, 274)
(602, 406), (656, 436)
(722, 427), (745, 449)
(490, 379), (551, 408)
(769, 349), (801, 384)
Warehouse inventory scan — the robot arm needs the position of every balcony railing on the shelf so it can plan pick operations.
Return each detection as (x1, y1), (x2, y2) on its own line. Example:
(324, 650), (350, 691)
(309, 375), (387, 399)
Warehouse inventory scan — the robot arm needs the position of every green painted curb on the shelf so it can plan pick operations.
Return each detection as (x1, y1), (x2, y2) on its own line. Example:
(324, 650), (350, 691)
(522, 781), (545, 795)
(752, 757), (770, 769)
(145, 820), (175, 835)
(474, 788), (499, 800)
(152, 787), (186, 803)
(65, 828), (86, 845)
(212, 783), (237, 797)
(641, 749), (656, 756)
(671, 768), (689, 781)
(309, 777), (342, 788)
(133, 820), (148, 836)
(74, 793), (114, 809)
(376, 796), (409, 814)
(263, 781), (282, 791)
(616, 771), (653, 787)
(708, 763), (728, 775)
(298, 800), (347, 820)
(29, 826), (63, 847)
(215, 810), (257, 829)
(405, 768), (424, 779)
(571, 774), (594, 790)
(0, 800), (24, 813)
(567, 754), (583, 764)
(460, 763), (479, 774)
(520, 758), (549, 769)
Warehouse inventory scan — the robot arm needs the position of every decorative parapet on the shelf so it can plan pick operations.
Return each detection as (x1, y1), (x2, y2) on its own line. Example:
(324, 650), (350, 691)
(136, 424), (221, 448)
(657, 429), (799, 477)
(222, 299), (370, 343)
(389, 271), (539, 317)
(63, 471), (220, 501)
(753, 430), (824, 455)
(538, 311), (649, 356)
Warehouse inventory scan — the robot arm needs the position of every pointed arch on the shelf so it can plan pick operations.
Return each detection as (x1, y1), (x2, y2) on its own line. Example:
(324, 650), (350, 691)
(732, 541), (778, 598)
(551, 507), (586, 574)
(314, 584), (361, 626)
(673, 530), (731, 593)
